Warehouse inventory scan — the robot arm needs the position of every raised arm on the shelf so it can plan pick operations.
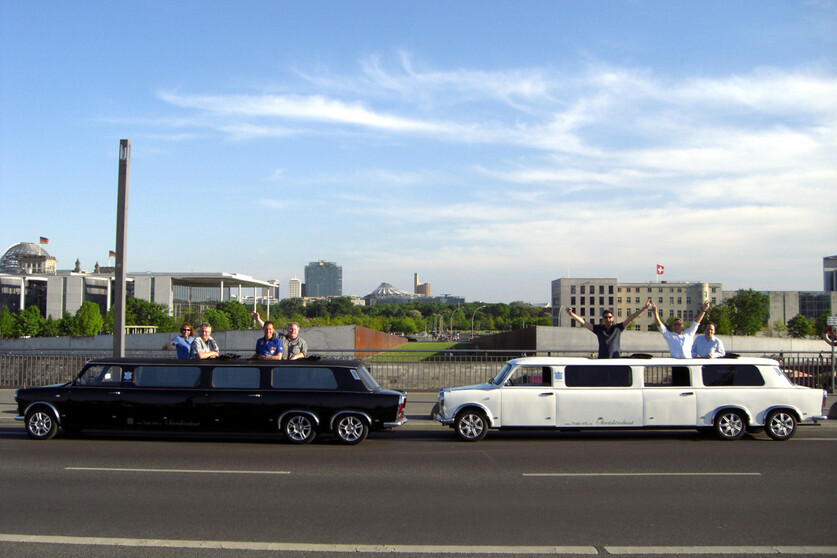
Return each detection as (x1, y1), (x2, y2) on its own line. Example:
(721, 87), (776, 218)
(565, 307), (594, 332)
(650, 302), (663, 328)
(251, 310), (265, 329)
(695, 300), (710, 325)
(622, 298), (652, 327)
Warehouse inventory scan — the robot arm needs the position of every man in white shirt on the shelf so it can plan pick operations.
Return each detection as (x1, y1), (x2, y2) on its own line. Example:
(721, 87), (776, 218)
(651, 300), (710, 358)
(692, 322), (726, 358)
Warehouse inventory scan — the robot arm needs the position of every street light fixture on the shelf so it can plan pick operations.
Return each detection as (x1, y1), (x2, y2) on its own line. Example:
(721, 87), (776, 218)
(471, 305), (486, 340)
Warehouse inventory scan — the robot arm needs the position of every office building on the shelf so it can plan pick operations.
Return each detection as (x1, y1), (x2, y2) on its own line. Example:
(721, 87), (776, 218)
(304, 260), (342, 297)
(551, 278), (723, 331)
(414, 273), (431, 296)
(825, 256), (837, 292)
(288, 277), (302, 299)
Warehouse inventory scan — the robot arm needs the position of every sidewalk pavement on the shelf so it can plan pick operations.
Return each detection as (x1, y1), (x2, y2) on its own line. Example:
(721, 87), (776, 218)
(2, 389), (835, 431)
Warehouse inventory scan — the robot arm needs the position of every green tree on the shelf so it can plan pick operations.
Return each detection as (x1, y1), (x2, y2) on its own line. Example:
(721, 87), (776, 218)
(216, 300), (253, 330)
(74, 301), (104, 336)
(58, 312), (76, 336)
(201, 307), (232, 331)
(126, 297), (176, 331)
(15, 306), (43, 337)
(706, 304), (734, 336)
(0, 306), (14, 338)
(723, 289), (770, 336)
(42, 316), (60, 337)
(786, 314), (813, 338)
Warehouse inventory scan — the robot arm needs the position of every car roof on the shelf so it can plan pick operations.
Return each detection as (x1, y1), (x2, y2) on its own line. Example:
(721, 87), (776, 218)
(83, 357), (365, 368)
(505, 356), (780, 366)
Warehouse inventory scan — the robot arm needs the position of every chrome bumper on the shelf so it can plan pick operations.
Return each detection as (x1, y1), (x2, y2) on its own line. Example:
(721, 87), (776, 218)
(14, 415), (24, 422)
(383, 417), (408, 428)
(434, 413), (454, 426)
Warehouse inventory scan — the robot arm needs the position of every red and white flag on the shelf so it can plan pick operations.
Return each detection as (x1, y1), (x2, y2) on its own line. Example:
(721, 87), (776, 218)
(656, 264), (664, 275)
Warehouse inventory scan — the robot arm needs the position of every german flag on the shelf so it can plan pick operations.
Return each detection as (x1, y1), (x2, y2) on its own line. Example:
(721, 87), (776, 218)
(39, 237), (49, 245)
(109, 250), (117, 258)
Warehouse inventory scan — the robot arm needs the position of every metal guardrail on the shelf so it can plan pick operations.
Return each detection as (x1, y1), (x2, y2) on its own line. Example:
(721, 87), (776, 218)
(0, 349), (834, 391)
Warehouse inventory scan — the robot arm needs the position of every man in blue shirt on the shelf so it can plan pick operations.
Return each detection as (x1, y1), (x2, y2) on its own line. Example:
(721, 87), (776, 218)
(255, 321), (283, 360)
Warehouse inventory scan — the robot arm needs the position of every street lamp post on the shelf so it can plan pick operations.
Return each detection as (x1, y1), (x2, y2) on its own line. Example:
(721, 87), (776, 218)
(471, 305), (486, 340)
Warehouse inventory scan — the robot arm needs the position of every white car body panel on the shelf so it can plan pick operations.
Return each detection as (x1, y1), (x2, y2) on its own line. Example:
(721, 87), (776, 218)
(435, 356), (826, 440)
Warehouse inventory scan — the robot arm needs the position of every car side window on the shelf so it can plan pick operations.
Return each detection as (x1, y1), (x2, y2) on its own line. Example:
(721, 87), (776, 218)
(507, 366), (551, 386)
(702, 364), (765, 387)
(134, 366), (202, 388)
(565, 365), (632, 387)
(211, 367), (261, 389)
(644, 365), (691, 387)
(78, 365), (123, 386)
(271, 367), (339, 390)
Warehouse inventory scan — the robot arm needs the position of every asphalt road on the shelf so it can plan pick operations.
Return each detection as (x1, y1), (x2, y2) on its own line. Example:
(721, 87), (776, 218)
(1, 391), (836, 558)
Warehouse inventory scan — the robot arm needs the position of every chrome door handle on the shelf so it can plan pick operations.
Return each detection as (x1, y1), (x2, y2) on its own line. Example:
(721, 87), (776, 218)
(108, 391), (121, 395)
(680, 392), (695, 396)
(248, 394), (262, 398)
(539, 392), (555, 396)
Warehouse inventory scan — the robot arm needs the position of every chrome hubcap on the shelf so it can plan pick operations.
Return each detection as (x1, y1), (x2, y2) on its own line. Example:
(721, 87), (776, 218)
(769, 413), (793, 437)
(459, 414), (484, 439)
(719, 414), (743, 438)
(337, 417), (363, 441)
(29, 412), (52, 437)
(286, 416), (312, 441)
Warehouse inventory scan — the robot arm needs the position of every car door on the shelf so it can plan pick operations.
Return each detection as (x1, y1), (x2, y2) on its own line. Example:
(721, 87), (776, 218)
(203, 365), (268, 430)
(64, 364), (125, 427)
(642, 365), (697, 426)
(500, 365), (556, 427)
(121, 364), (205, 427)
(555, 364), (642, 428)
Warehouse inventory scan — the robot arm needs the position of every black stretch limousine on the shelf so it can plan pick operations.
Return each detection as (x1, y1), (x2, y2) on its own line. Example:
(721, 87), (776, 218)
(15, 357), (407, 445)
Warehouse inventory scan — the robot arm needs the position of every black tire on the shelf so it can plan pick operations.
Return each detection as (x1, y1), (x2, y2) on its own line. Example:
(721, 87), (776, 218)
(764, 409), (796, 441)
(283, 413), (316, 445)
(454, 408), (489, 442)
(25, 407), (58, 440)
(714, 409), (746, 441)
(333, 414), (368, 445)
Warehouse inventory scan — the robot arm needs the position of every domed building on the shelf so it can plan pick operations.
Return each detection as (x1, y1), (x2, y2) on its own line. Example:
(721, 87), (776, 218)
(0, 242), (57, 275)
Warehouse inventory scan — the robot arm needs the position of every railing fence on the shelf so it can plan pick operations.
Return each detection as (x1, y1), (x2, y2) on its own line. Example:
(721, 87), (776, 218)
(0, 349), (833, 391)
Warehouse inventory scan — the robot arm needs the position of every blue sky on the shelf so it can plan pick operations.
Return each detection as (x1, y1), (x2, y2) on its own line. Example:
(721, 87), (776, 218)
(1, 1), (835, 304)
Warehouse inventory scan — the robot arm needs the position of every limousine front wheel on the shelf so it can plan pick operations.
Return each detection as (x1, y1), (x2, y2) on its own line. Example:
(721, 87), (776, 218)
(25, 407), (58, 440)
(334, 415), (368, 445)
(455, 409), (488, 442)
(283, 413), (316, 444)
(764, 409), (796, 441)
(714, 409), (746, 441)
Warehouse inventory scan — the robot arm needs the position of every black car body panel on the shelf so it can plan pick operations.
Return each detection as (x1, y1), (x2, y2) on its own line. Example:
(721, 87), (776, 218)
(15, 357), (407, 444)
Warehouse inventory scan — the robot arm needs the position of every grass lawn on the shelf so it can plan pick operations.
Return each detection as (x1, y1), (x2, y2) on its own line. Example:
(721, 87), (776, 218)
(368, 341), (473, 361)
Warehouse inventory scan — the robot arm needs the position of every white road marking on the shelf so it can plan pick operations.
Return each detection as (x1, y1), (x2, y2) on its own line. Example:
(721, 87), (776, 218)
(605, 546), (837, 555)
(0, 534), (596, 554)
(523, 472), (761, 477)
(0, 535), (834, 555)
(65, 467), (290, 475)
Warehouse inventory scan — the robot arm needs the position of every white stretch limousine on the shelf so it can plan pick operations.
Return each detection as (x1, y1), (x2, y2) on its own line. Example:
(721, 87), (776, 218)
(433, 356), (827, 441)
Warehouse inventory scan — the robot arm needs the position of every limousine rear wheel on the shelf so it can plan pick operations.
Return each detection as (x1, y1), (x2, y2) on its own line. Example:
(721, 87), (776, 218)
(334, 415), (368, 445)
(714, 409), (746, 441)
(25, 406), (58, 440)
(455, 408), (488, 442)
(283, 413), (316, 445)
(764, 409), (796, 441)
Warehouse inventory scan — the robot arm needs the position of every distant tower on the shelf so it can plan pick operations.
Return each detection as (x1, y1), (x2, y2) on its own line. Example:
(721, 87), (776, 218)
(414, 273), (431, 296)
(304, 260), (342, 297)
(288, 276), (302, 299)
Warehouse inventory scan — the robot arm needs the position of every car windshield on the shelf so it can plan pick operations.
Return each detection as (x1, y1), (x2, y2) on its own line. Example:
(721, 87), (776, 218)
(355, 365), (381, 392)
(490, 363), (513, 385)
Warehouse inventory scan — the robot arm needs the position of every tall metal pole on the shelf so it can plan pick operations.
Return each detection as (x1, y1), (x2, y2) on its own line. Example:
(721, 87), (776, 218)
(113, 140), (130, 357)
